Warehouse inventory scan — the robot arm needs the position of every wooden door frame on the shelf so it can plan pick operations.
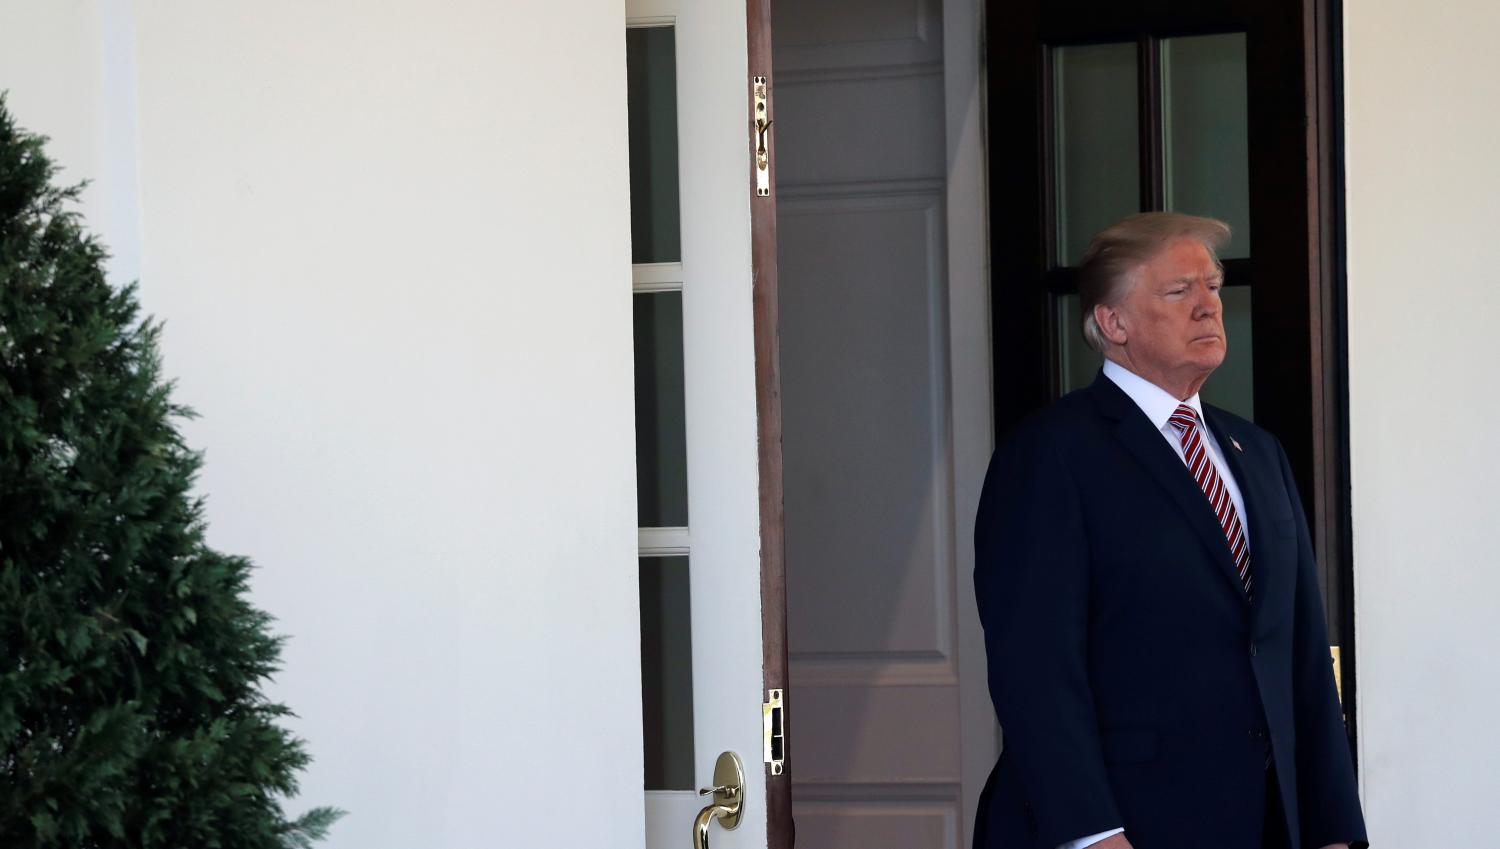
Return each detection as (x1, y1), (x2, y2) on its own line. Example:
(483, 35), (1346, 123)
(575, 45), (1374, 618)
(983, 0), (1358, 758)
(746, 1), (794, 846)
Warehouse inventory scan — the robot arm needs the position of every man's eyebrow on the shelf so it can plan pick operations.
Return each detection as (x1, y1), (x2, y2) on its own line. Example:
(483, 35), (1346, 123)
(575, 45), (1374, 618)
(1165, 272), (1225, 286)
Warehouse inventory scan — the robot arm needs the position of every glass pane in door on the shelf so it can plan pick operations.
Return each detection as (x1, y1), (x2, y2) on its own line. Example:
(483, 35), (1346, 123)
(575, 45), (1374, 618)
(1162, 33), (1251, 259)
(640, 556), (695, 790)
(627, 26), (681, 264)
(1054, 42), (1139, 265)
(634, 291), (689, 527)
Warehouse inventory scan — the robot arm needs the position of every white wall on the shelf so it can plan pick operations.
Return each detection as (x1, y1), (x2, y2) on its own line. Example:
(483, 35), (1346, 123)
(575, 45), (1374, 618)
(0, 0), (139, 288)
(2, 2), (642, 847)
(1344, 2), (1500, 844)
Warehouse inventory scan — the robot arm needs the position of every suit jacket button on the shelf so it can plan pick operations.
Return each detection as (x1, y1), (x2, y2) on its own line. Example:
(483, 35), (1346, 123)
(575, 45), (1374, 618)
(1249, 642), (1258, 657)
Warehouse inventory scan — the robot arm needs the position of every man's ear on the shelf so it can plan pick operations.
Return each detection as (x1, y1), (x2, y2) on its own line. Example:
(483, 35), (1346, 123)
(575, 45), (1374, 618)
(1094, 302), (1128, 346)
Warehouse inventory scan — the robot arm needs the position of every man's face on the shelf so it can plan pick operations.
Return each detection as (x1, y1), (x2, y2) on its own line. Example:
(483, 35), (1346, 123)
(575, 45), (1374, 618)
(1110, 237), (1227, 384)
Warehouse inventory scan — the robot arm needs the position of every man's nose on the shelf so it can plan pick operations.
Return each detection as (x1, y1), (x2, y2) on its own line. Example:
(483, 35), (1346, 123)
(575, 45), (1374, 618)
(1192, 285), (1220, 317)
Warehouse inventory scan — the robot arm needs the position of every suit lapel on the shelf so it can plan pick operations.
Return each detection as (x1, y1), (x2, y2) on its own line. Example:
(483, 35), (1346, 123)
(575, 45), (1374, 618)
(1202, 407), (1275, 621)
(1089, 374), (1250, 603)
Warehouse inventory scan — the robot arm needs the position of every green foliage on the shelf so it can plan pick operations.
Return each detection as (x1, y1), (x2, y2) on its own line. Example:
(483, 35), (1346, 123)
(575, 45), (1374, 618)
(0, 95), (342, 847)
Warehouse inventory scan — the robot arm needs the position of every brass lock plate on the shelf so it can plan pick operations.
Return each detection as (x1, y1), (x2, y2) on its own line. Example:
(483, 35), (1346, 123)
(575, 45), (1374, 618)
(703, 751), (744, 829)
(753, 76), (771, 197)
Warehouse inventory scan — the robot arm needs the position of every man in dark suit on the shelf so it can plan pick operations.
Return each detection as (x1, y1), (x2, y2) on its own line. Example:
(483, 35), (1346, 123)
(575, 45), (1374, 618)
(972, 212), (1367, 849)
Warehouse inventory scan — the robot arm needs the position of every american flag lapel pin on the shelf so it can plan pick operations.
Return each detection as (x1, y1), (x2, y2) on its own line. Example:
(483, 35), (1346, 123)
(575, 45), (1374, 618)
(1231, 436), (1243, 453)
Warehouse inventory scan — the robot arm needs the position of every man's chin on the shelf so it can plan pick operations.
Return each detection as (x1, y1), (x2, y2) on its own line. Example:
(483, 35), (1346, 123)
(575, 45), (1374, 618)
(1190, 350), (1226, 373)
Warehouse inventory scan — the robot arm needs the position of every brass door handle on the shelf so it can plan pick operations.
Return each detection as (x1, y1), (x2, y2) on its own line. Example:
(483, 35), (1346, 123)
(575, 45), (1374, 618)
(693, 751), (744, 849)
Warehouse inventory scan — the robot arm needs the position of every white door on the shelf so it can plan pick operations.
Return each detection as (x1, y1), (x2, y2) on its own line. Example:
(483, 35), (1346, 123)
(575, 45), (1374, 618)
(626, 2), (778, 849)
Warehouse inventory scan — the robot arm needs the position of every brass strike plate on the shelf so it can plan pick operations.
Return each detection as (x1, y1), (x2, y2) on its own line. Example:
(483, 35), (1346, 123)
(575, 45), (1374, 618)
(763, 688), (784, 775)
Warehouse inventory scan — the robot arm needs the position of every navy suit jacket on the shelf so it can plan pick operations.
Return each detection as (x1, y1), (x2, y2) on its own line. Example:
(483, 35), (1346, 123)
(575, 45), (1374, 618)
(972, 372), (1367, 849)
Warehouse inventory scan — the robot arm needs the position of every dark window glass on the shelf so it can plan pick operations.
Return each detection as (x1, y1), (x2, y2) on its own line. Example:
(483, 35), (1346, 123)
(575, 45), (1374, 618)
(626, 27), (681, 264)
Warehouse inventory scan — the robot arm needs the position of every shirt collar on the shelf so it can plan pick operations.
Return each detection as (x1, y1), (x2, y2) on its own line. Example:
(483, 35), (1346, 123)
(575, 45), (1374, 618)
(1101, 358), (1205, 432)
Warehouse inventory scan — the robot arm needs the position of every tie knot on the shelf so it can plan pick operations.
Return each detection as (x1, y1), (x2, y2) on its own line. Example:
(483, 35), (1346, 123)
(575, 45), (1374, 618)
(1168, 403), (1200, 435)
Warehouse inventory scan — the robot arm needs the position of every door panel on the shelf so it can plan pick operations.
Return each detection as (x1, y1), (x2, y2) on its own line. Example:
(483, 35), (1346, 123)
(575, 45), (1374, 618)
(774, 0), (996, 846)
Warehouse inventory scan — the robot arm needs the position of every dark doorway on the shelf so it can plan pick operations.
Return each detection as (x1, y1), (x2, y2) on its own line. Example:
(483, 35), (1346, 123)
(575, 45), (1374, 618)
(984, 0), (1356, 755)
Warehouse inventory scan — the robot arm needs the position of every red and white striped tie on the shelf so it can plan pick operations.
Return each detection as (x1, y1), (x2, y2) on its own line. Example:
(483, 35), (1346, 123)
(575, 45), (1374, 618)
(1167, 404), (1252, 595)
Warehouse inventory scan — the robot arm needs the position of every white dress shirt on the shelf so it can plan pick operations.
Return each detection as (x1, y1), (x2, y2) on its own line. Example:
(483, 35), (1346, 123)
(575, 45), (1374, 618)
(1055, 360), (1250, 849)
(1100, 359), (1248, 540)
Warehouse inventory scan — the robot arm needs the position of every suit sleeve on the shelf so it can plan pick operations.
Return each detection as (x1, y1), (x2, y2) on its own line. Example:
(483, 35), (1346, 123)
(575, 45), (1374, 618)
(974, 430), (1122, 847)
(1275, 440), (1369, 849)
